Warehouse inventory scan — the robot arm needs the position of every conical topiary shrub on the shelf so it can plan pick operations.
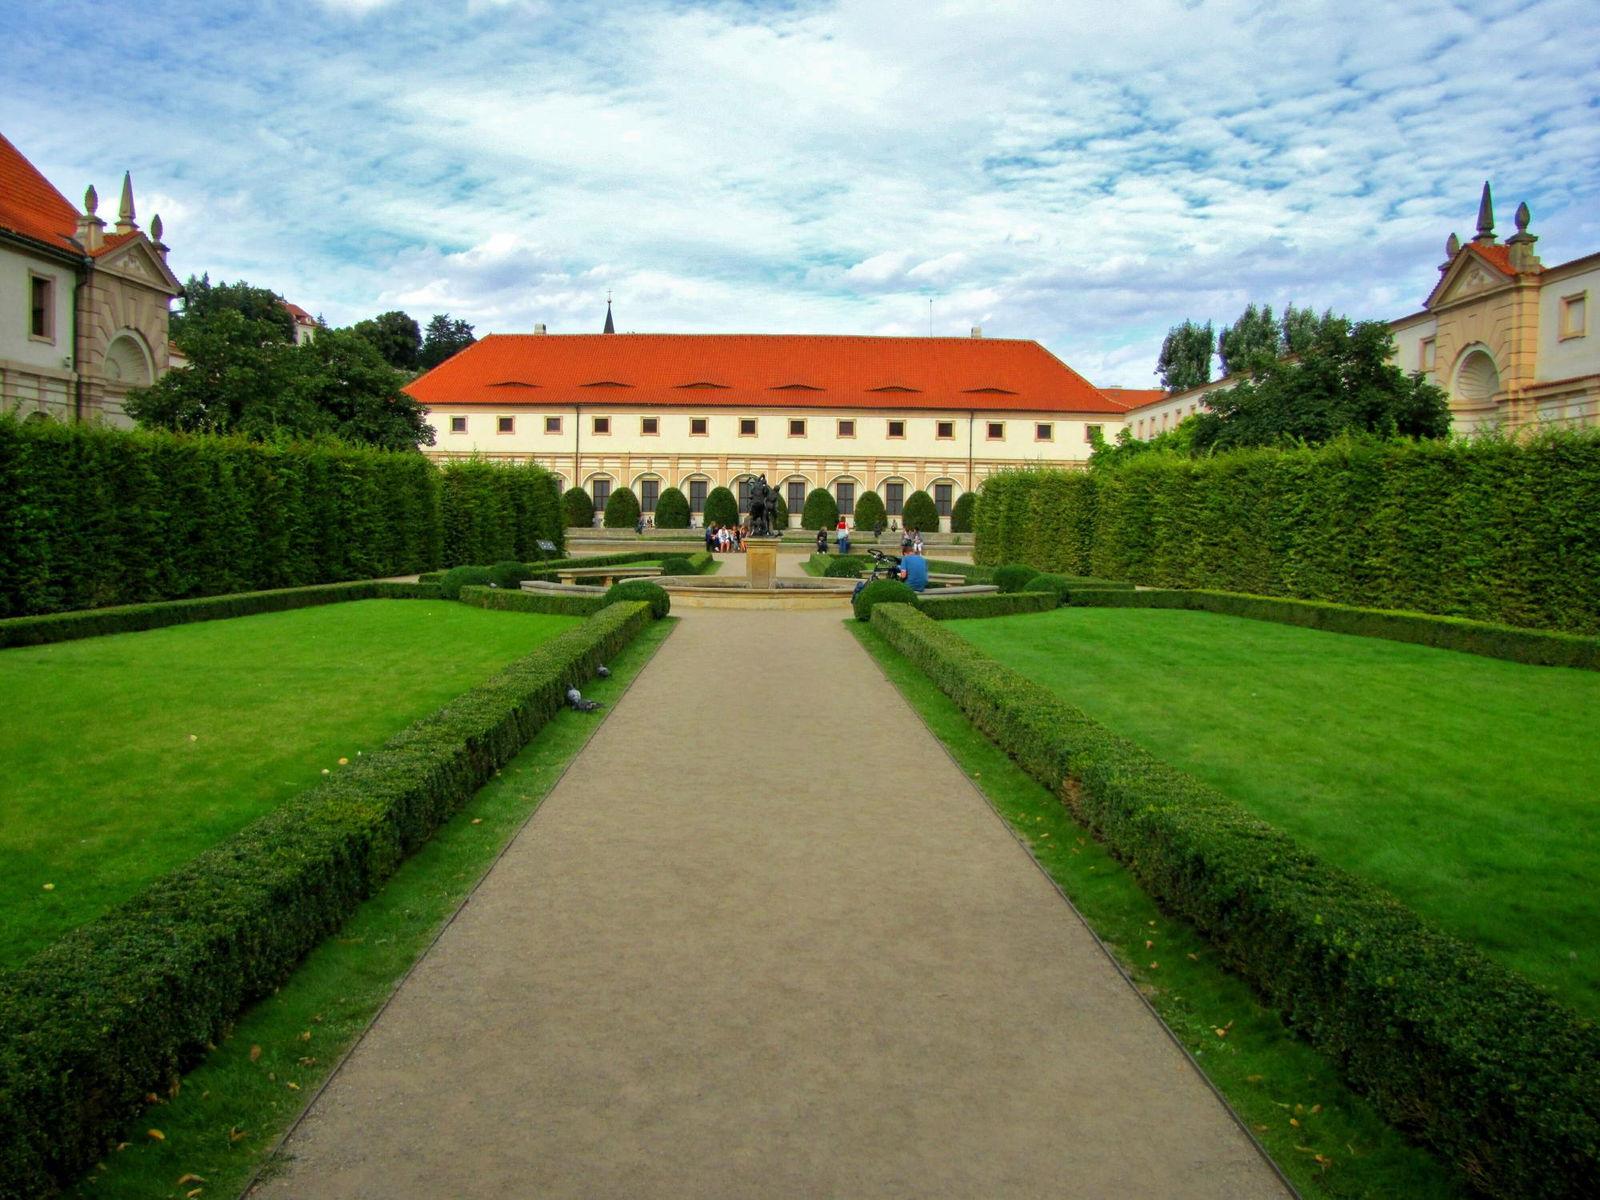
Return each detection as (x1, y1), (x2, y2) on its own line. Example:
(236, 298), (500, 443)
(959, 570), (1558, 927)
(704, 485), (739, 527)
(561, 486), (594, 528)
(903, 489), (939, 532)
(854, 489), (886, 531)
(603, 485), (642, 529)
(801, 487), (838, 530)
(655, 486), (690, 528)
(950, 491), (976, 533)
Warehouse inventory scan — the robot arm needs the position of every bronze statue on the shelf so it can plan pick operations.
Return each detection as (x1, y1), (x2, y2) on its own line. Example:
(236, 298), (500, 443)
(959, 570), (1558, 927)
(747, 473), (780, 537)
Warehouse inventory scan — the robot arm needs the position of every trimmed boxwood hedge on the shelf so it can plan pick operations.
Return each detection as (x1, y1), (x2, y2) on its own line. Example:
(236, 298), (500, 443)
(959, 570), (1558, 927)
(823, 557), (865, 578)
(0, 581), (441, 650)
(992, 564), (1039, 594)
(0, 599), (653, 1196)
(973, 433), (1600, 635)
(439, 564), (493, 599)
(868, 602), (1600, 1199)
(801, 487), (838, 530)
(1063, 586), (1600, 670)
(913, 591), (1056, 620)
(457, 585), (608, 617)
(603, 485), (642, 529)
(852, 578), (915, 621)
(950, 490), (976, 533)
(654, 486), (691, 529)
(603, 578), (670, 619)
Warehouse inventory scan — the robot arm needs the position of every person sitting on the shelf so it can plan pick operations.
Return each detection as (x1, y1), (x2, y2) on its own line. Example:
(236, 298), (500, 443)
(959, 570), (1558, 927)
(912, 530), (925, 555)
(816, 526), (828, 554)
(901, 528), (914, 553)
(895, 548), (929, 592)
(706, 523), (717, 553)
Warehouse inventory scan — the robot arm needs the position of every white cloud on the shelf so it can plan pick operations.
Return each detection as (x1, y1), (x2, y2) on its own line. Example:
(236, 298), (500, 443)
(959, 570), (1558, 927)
(5, 0), (1596, 383)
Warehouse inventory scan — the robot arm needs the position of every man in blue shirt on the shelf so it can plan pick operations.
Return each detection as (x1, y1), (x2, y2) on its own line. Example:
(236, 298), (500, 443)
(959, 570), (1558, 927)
(896, 550), (928, 592)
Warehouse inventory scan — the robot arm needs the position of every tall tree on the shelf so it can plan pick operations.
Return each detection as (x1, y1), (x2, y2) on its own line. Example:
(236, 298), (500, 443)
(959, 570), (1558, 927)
(1280, 304), (1339, 356)
(351, 310), (422, 372)
(171, 274), (295, 345)
(296, 327), (435, 450)
(1156, 319), (1214, 393)
(1217, 303), (1280, 377)
(419, 314), (477, 370)
(1190, 318), (1449, 453)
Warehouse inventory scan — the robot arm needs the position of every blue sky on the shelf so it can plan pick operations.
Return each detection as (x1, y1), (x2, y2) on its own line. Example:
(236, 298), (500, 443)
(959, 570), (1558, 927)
(7, 0), (1599, 384)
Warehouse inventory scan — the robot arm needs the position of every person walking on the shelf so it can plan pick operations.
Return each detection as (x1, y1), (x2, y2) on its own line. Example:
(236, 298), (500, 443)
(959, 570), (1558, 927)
(836, 517), (851, 556)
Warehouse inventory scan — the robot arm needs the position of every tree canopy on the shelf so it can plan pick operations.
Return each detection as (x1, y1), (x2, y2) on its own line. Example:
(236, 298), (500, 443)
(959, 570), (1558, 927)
(1156, 320), (1214, 392)
(1217, 304), (1279, 377)
(351, 310), (422, 372)
(419, 314), (477, 370)
(127, 275), (433, 450)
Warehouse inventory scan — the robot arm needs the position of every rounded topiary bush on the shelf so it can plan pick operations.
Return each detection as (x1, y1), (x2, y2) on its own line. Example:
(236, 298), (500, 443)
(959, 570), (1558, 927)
(603, 485), (642, 529)
(655, 486), (690, 528)
(993, 564), (1039, 594)
(854, 489), (886, 531)
(488, 559), (531, 590)
(603, 578), (671, 619)
(950, 491), (976, 533)
(902, 489), (940, 532)
(658, 555), (695, 577)
(823, 557), (863, 578)
(704, 486), (740, 528)
(852, 578), (916, 622)
(561, 486), (594, 528)
(1020, 572), (1072, 604)
(440, 564), (493, 599)
(801, 487), (838, 530)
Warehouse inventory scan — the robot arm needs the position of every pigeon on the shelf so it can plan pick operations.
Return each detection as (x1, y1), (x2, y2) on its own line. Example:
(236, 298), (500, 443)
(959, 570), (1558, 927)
(565, 686), (603, 713)
(596, 664), (611, 679)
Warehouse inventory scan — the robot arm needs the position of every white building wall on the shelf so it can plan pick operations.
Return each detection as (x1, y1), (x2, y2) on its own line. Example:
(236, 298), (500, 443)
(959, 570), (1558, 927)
(1, 244), (74, 374)
(1537, 263), (1600, 384)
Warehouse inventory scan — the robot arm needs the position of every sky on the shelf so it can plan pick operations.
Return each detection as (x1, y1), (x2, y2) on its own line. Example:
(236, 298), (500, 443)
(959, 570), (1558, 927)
(6, 0), (1599, 385)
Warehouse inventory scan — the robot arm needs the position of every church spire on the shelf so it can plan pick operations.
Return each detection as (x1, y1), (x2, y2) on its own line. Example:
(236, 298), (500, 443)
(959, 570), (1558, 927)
(603, 292), (615, 334)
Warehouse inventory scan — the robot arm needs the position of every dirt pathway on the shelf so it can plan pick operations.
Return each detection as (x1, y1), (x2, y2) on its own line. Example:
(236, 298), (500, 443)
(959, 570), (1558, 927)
(252, 609), (1288, 1200)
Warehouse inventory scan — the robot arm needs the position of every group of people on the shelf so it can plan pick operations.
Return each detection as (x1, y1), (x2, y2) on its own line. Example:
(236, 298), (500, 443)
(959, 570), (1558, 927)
(705, 522), (749, 553)
(814, 521), (926, 556)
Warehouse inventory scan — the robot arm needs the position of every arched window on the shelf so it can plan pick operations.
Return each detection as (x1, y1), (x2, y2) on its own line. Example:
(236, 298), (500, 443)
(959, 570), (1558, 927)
(585, 474), (613, 513)
(680, 474), (711, 516)
(831, 476), (858, 517)
(783, 475), (810, 518)
(633, 474), (662, 514)
(879, 476), (910, 517)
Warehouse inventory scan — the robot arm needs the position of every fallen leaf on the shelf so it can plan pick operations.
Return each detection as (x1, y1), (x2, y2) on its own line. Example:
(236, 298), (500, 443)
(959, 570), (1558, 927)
(42, 882), (55, 891)
(338, 757), (349, 765)
(299, 1030), (312, 1042)
(1187, 952), (1199, 961)
(1254, 1123), (1269, 1132)
(286, 1081), (300, 1091)
(320, 768), (330, 775)
(187, 1189), (204, 1198)
(471, 818), (482, 825)
(1311, 1104), (1322, 1115)
(228, 1127), (247, 1143)
(1148, 961), (1159, 969)
(177, 1174), (206, 1186)
(1144, 940), (1154, 950)
(1246, 1074), (1264, 1084)
(1290, 1117), (1301, 1128)
(249, 1045), (261, 1062)
(147, 1129), (164, 1142)
(115, 1143), (129, 1152)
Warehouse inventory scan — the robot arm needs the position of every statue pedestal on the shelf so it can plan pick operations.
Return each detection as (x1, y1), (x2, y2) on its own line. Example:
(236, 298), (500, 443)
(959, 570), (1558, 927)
(745, 537), (781, 589)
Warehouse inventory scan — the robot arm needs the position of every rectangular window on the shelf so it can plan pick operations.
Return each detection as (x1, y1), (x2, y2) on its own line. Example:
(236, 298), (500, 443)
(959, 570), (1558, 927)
(788, 418), (806, 437)
(592, 416), (610, 435)
(689, 479), (707, 514)
(29, 274), (53, 340)
(1560, 293), (1588, 339)
(1035, 423), (1054, 441)
(591, 478), (611, 511)
(739, 417), (757, 436)
(885, 481), (904, 516)
(1085, 423), (1102, 444)
(641, 416), (659, 435)
(1420, 337), (1437, 370)
(786, 479), (806, 514)
(544, 415), (562, 434)
(497, 416), (514, 434)
(837, 418), (855, 438)
(450, 415), (467, 434)
(934, 483), (953, 516)
(936, 420), (955, 439)
(836, 481), (855, 516)
(986, 421), (1004, 440)
(690, 417), (709, 436)
(887, 419), (906, 439)
(640, 478), (659, 513)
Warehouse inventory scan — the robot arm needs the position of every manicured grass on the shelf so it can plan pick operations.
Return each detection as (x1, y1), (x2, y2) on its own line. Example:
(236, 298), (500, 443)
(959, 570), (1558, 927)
(64, 615), (673, 1200)
(850, 623), (1463, 1200)
(0, 600), (579, 966)
(951, 607), (1600, 1017)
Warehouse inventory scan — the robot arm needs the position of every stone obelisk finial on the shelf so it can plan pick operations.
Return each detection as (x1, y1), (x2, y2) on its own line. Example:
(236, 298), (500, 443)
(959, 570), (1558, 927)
(1472, 181), (1495, 244)
(114, 171), (138, 235)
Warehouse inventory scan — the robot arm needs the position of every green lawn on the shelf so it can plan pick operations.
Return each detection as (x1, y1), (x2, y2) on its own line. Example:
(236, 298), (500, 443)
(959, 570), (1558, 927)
(0, 600), (578, 966)
(951, 607), (1600, 1016)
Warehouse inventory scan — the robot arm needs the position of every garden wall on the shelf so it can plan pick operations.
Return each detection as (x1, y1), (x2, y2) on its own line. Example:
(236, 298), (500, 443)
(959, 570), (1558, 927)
(0, 418), (564, 617)
(973, 434), (1600, 634)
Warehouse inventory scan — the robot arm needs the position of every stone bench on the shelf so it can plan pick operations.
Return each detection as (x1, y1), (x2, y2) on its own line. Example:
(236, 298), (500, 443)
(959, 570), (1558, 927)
(521, 579), (604, 594)
(554, 565), (663, 587)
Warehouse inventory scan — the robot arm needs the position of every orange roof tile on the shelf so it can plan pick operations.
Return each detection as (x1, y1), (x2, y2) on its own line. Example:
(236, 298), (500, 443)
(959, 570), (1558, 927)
(281, 300), (315, 323)
(0, 130), (82, 254)
(406, 334), (1127, 414)
(1461, 241), (1518, 276)
(1096, 387), (1166, 411)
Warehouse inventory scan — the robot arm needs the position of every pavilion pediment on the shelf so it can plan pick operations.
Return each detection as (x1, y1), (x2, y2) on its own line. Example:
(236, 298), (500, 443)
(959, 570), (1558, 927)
(95, 238), (182, 295)
(1427, 249), (1512, 310)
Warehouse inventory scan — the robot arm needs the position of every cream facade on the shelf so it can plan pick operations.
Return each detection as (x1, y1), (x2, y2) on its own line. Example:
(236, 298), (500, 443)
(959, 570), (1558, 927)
(1123, 184), (1600, 439)
(0, 136), (181, 427)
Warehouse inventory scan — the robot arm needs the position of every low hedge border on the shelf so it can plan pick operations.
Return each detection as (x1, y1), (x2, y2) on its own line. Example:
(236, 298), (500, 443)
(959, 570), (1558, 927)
(457, 585), (608, 618)
(0, 599), (653, 1196)
(868, 602), (1599, 1199)
(914, 591), (1057, 620)
(0, 581), (441, 650)
(1066, 587), (1600, 670)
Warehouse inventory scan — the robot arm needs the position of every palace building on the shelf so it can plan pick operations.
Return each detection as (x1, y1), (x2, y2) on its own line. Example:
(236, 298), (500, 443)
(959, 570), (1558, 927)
(0, 131), (181, 427)
(406, 321), (1135, 528)
(1122, 184), (1599, 438)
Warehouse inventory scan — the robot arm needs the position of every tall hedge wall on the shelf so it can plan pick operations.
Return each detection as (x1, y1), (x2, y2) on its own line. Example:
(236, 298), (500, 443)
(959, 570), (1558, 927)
(0, 419), (563, 617)
(973, 433), (1600, 634)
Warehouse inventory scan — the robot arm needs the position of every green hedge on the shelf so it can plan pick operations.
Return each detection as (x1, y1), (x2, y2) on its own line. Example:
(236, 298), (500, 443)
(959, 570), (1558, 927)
(868, 603), (1600, 1199)
(603, 485), (642, 529)
(974, 433), (1600, 634)
(654, 486), (690, 528)
(561, 485), (594, 528)
(0, 581), (439, 650)
(950, 491), (976, 533)
(914, 591), (1057, 620)
(0, 418), (563, 618)
(0, 599), (652, 1196)
(801, 487), (838, 529)
(1064, 587), (1600, 670)
(457, 585), (608, 617)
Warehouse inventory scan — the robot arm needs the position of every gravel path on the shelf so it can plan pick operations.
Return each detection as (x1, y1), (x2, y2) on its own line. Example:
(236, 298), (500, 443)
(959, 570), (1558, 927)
(251, 609), (1289, 1200)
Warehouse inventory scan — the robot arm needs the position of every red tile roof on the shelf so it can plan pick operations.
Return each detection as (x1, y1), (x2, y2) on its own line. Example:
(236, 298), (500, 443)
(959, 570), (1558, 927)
(281, 301), (315, 323)
(1462, 241), (1518, 276)
(406, 334), (1127, 414)
(0, 130), (82, 254)
(1096, 387), (1166, 411)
